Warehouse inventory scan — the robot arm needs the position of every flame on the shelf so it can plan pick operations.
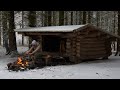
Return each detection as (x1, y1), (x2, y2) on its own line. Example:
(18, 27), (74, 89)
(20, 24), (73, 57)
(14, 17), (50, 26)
(17, 57), (28, 67)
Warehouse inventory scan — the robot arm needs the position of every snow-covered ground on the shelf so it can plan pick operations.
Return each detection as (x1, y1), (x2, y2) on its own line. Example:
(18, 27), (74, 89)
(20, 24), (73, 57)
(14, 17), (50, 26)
(0, 46), (120, 79)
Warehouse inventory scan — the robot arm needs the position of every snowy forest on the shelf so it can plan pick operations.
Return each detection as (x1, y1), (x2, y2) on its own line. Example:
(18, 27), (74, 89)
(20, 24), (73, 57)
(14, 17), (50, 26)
(0, 11), (119, 56)
(1, 11), (120, 79)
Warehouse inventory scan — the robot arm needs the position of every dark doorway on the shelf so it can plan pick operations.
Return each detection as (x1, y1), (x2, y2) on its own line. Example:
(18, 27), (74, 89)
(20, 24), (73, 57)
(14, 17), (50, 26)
(42, 35), (61, 52)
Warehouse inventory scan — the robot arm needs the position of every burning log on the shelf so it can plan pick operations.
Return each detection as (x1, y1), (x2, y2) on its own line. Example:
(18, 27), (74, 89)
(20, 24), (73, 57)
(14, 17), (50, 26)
(7, 56), (36, 71)
(7, 54), (72, 71)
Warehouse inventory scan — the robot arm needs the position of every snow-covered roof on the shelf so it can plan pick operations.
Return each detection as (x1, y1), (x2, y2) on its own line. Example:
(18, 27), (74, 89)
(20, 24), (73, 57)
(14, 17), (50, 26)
(14, 25), (86, 32)
(14, 24), (120, 39)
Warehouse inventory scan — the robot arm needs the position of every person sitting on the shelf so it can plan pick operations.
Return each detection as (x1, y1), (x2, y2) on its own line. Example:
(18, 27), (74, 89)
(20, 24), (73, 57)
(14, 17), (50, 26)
(24, 40), (41, 61)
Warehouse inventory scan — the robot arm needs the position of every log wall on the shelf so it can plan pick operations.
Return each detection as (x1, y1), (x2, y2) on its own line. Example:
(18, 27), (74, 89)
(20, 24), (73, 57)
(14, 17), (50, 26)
(67, 29), (112, 63)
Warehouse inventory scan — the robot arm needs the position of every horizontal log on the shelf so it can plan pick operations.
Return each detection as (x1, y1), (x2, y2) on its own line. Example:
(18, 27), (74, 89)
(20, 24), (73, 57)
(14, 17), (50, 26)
(76, 54), (80, 57)
(77, 31), (81, 35)
(80, 43), (105, 48)
(76, 39), (81, 42)
(72, 40), (76, 43)
(71, 38), (76, 40)
(76, 35), (84, 38)
(66, 53), (71, 55)
(84, 32), (106, 38)
(80, 41), (105, 44)
(72, 53), (76, 55)
(66, 43), (71, 46)
(76, 47), (80, 50)
(66, 41), (71, 43)
(80, 47), (105, 51)
(72, 49), (76, 51)
(66, 49), (71, 52)
(76, 43), (80, 46)
(80, 54), (107, 59)
(80, 51), (106, 56)
(66, 46), (71, 49)
(67, 39), (71, 41)
(76, 50), (80, 53)
(72, 46), (76, 48)
(82, 38), (105, 42)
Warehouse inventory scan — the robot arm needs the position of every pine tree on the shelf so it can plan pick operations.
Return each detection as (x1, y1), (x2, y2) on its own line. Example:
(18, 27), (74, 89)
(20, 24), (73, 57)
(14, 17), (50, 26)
(8, 11), (17, 56)
(115, 11), (120, 56)
(22, 11), (24, 45)
(2, 11), (10, 55)
(88, 11), (92, 24)
(71, 11), (73, 25)
(0, 11), (2, 45)
(44, 11), (48, 26)
(48, 11), (52, 26)
(28, 11), (36, 27)
(28, 11), (36, 48)
(59, 11), (64, 25)
(82, 11), (87, 24)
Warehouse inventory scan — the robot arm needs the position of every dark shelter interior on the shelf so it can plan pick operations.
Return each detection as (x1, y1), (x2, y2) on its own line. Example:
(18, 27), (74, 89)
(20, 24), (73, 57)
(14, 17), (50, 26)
(42, 35), (63, 52)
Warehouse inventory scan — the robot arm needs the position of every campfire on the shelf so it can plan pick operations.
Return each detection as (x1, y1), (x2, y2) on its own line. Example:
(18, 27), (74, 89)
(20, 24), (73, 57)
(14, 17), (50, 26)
(7, 56), (36, 71)
(17, 57), (29, 69)
(7, 54), (72, 72)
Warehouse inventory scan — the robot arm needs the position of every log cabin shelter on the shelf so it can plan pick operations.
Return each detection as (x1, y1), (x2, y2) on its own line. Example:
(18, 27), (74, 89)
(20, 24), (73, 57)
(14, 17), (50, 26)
(14, 24), (120, 63)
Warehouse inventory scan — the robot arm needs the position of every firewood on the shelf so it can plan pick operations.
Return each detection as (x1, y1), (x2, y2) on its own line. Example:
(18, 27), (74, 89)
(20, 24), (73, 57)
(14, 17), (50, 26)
(7, 63), (12, 68)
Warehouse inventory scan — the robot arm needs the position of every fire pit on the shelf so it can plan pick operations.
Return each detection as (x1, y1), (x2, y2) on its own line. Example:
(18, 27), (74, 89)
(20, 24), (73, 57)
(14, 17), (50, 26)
(7, 54), (71, 72)
(7, 56), (36, 71)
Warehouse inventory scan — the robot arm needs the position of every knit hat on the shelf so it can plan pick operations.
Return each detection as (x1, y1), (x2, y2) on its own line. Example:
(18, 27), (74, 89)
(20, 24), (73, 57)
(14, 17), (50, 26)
(31, 40), (37, 46)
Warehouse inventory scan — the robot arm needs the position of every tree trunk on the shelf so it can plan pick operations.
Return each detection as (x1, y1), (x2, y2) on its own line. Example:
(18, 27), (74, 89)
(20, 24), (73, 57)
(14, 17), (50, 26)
(41, 11), (44, 26)
(28, 11), (36, 48)
(71, 11), (73, 25)
(52, 11), (56, 26)
(79, 11), (82, 24)
(8, 11), (17, 54)
(44, 11), (48, 26)
(2, 11), (7, 47)
(88, 11), (92, 24)
(96, 11), (100, 27)
(47, 11), (52, 26)
(2, 11), (10, 54)
(82, 11), (87, 24)
(0, 11), (2, 45)
(59, 11), (64, 25)
(115, 11), (120, 56)
(22, 11), (24, 45)
(0, 25), (1, 46)
(28, 11), (36, 27)
(113, 11), (116, 51)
